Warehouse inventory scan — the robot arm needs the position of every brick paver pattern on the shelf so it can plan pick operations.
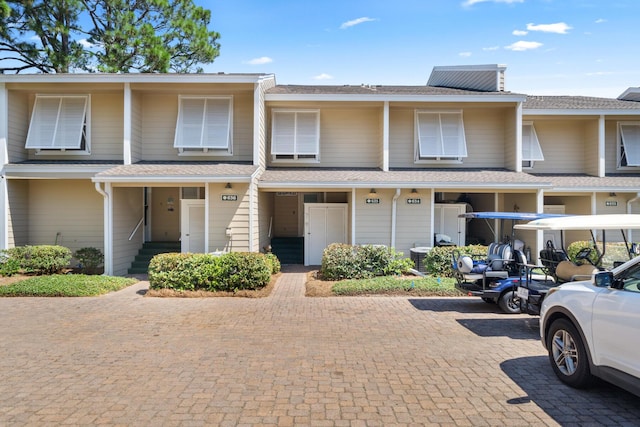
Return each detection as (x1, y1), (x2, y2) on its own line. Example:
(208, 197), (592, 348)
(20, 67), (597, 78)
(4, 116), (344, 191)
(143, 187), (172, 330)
(1, 265), (639, 426)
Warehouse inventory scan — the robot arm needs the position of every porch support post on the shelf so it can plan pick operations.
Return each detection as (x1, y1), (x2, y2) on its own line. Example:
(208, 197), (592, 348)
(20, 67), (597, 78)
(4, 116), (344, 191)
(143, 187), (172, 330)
(536, 189), (544, 263)
(351, 188), (356, 244)
(0, 84), (8, 250)
(515, 102), (523, 172)
(123, 83), (132, 165)
(382, 101), (389, 171)
(204, 183), (209, 253)
(391, 188), (400, 248)
(598, 115), (605, 177)
(95, 182), (113, 275)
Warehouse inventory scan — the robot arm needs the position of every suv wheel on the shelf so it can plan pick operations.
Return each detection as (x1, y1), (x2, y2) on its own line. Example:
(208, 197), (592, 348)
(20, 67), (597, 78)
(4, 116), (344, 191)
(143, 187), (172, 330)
(547, 318), (594, 388)
(498, 290), (520, 314)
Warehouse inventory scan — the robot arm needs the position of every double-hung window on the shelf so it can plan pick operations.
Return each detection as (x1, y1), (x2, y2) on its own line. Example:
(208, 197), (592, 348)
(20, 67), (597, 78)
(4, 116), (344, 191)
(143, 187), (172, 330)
(618, 122), (640, 168)
(25, 95), (90, 154)
(522, 122), (544, 168)
(415, 110), (467, 162)
(271, 110), (320, 162)
(174, 96), (233, 154)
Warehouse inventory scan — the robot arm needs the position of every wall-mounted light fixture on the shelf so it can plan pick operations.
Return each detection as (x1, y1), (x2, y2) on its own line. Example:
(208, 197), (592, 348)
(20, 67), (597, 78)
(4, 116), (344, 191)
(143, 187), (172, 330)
(368, 188), (377, 198)
(411, 188), (418, 194)
(609, 192), (617, 197)
(225, 183), (232, 190)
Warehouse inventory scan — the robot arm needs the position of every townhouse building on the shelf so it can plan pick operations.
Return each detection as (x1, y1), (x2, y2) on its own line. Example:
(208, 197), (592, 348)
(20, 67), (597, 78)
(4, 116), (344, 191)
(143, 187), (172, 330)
(1, 65), (639, 275)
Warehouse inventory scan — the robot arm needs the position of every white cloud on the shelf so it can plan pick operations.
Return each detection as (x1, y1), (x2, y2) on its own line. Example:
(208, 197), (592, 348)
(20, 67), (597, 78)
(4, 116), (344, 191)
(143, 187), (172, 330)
(483, 46), (500, 51)
(459, 52), (472, 57)
(595, 18), (607, 24)
(526, 22), (572, 34)
(340, 17), (376, 29)
(313, 73), (334, 80)
(245, 56), (273, 65)
(78, 39), (95, 48)
(505, 40), (543, 51)
(462, 0), (523, 6)
(512, 30), (528, 36)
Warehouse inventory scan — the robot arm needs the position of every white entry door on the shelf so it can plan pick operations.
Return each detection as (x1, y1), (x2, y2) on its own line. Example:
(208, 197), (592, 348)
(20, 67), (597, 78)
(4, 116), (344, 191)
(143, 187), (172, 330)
(305, 203), (348, 266)
(181, 200), (205, 253)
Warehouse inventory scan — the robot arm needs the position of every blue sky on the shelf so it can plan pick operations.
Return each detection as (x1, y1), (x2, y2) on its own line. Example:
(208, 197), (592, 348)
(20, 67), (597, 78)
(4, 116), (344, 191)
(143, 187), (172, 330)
(204, 0), (640, 98)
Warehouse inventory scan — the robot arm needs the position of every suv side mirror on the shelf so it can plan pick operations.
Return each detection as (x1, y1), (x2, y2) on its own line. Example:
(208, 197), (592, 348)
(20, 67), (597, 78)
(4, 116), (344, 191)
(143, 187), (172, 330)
(595, 271), (615, 288)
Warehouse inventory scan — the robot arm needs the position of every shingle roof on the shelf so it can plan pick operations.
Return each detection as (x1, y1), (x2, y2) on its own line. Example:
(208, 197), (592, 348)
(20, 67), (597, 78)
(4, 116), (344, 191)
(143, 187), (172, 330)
(266, 85), (521, 97)
(259, 168), (551, 188)
(523, 95), (640, 110)
(94, 162), (258, 181)
(531, 174), (640, 190)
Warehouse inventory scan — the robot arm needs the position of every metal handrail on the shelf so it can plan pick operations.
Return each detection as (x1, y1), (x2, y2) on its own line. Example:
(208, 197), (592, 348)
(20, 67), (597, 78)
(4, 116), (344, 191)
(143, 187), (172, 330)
(129, 216), (144, 241)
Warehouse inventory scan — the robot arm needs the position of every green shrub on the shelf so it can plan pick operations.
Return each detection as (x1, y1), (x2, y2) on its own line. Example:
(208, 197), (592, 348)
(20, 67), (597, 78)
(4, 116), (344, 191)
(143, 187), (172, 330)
(424, 245), (488, 277)
(567, 240), (601, 266)
(217, 252), (271, 291)
(5, 245), (72, 275)
(148, 252), (272, 292)
(321, 244), (414, 280)
(264, 253), (281, 274)
(74, 247), (104, 274)
(0, 251), (20, 277)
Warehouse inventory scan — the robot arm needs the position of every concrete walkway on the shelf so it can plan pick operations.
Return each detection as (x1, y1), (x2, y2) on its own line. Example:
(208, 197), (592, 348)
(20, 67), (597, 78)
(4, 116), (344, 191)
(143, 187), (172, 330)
(0, 266), (638, 426)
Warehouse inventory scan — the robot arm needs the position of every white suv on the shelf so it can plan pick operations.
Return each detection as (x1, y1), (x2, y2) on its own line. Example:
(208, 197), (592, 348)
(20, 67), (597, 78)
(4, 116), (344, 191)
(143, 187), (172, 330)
(540, 256), (640, 396)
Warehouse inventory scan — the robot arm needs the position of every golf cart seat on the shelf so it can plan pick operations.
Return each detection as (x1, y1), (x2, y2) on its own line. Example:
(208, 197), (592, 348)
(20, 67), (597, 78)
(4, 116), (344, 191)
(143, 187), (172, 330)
(555, 260), (598, 282)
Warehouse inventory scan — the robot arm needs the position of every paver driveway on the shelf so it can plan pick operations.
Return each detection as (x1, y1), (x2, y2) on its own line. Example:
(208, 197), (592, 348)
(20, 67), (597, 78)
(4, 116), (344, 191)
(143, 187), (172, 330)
(0, 266), (639, 426)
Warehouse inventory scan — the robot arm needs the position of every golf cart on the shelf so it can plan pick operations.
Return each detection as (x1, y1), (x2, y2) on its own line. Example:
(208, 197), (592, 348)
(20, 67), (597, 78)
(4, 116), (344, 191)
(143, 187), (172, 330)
(452, 211), (562, 314)
(514, 214), (640, 315)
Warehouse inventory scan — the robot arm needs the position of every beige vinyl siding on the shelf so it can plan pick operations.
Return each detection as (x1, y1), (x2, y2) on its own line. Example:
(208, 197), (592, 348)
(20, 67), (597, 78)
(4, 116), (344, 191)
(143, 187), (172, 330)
(503, 107), (517, 170)
(140, 90), (254, 162)
(112, 187), (144, 276)
(318, 108), (380, 167)
(354, 188), (392, 246)
(256, 78), (275, 169)
(27, 180), (103, 253)
(6, 179), (29, 247)
(7, 91), (29, 163)
(131, 91), (142, 163)
(389, 105), (510, 169)
(89, 92), (124, 160)
(525, 119), (586, 173)
(583, 119), (600, 176)
(395, 189), (432, 256)
(209, 183), (250, 252)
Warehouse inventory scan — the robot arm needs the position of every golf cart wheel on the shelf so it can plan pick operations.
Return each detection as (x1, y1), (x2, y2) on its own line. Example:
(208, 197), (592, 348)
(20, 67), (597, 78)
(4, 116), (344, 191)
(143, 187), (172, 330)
(481, 297), (495, 304)
(498, 290), (520, 314)
(546, 318), (594, 388)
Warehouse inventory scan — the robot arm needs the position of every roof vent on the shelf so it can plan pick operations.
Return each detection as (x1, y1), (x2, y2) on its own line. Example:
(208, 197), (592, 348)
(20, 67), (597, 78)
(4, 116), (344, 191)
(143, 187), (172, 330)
(427, 64), (506, 92)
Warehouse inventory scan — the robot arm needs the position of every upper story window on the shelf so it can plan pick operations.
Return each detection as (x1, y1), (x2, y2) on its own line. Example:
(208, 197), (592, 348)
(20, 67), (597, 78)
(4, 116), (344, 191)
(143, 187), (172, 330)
(174, 96), (233, 155)
(522, 122), (544, 168)
(415, 110), (467, 163)
(618, 122), (640, 168)
(271, 110), (320, 162)
(25, 95), (90, 155)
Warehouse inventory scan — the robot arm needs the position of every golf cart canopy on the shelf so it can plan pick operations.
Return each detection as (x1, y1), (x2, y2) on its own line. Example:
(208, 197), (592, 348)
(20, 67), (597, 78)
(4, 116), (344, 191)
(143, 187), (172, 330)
(514, 214), (640, 231)
(459, 212), (566, 221)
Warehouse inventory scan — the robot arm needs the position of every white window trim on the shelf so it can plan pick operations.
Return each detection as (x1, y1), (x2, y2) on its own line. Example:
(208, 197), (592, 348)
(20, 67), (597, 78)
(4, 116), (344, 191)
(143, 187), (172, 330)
(271, 109), (320, 163)
(617, 121), (640, 169)
(521, 121), (544, 169)
(174, 95), (233, 156)
(414, 109), (467, 164)
(26, 94), (91, 156)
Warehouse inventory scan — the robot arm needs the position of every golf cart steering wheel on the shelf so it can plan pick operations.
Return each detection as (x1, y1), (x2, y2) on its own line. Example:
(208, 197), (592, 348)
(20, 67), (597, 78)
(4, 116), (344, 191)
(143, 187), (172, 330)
(575, 247), (594, 265)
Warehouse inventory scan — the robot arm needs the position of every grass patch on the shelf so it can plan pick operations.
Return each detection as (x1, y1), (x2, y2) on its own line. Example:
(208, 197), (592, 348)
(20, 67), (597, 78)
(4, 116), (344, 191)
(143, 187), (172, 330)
(0, 274), (138, 297)
(306, 271), (462, 297)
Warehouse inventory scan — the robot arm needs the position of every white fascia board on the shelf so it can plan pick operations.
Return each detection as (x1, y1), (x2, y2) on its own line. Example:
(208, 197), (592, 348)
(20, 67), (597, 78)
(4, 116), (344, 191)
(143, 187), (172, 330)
(91, 175), (253, 184)
(546, 186), (640, 193)
(0, 73), (274, 85)
(4, 164), (112, 178)
(265, 94), (526, 103)
(524, 109), (640, 116)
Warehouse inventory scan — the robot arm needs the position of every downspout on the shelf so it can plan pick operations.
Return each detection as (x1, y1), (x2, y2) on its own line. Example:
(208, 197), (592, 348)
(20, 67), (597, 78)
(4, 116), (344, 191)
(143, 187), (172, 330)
(391, 188), (401, 248)
(627, 193), (640, 242)
(94, 182), (112, 276)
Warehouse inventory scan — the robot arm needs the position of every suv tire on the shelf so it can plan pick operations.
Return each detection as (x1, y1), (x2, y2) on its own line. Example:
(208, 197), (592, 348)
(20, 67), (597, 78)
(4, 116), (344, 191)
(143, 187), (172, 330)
(547, 318), (594, 388)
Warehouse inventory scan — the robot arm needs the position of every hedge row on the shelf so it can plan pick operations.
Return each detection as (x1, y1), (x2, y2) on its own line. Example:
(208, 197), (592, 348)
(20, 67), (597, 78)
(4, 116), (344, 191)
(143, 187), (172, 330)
(1, 245), (72, 276)
(148, 252), (280, 292)
(320, 243), (414, 280)
(423, 245), (488, 277)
